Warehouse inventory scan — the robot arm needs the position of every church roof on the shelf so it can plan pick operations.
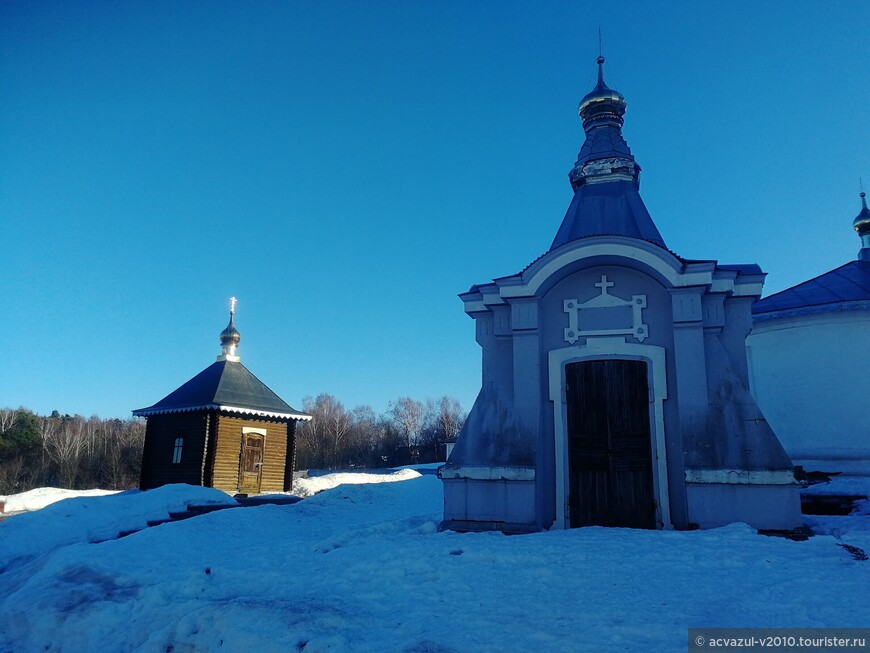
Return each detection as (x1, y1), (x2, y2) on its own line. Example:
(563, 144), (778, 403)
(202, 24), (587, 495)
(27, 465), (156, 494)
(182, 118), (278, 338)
(133, 360), (310, 420)
(754, 193), (870, 317)
(752, 260), (870, 316)
(551, 180), (666, 249)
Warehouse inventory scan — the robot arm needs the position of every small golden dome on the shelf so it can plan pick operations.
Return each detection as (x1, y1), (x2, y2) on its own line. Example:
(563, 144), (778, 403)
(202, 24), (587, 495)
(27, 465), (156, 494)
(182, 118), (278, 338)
(853, 192), (870, 238)
(218, 297), (241, 361)
(220, 316), (240, 348)
(578, 56), (626, 126)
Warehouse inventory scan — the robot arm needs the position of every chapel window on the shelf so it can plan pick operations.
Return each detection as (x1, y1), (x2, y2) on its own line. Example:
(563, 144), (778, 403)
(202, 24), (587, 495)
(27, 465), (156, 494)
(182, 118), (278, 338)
(172, 438), (183, 464)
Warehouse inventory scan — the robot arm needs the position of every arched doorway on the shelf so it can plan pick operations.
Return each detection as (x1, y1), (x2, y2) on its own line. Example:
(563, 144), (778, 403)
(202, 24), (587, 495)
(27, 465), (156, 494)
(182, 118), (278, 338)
(549, 339), (671, 530)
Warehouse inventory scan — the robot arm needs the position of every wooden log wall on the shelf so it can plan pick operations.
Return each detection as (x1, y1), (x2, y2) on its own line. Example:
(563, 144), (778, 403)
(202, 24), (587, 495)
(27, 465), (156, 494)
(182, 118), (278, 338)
(139, 412), (208, 490)
(288, 420), (298, 491)
(212, 415), (289, 493)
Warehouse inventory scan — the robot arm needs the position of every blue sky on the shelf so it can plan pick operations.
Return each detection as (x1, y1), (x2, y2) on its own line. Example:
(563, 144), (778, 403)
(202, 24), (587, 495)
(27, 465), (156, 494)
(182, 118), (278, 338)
(2, 1), (868, 419)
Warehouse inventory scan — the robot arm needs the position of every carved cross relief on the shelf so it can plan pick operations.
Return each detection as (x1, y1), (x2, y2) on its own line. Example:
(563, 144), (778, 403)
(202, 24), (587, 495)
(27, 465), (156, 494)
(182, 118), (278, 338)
(563, 275), (648, 344)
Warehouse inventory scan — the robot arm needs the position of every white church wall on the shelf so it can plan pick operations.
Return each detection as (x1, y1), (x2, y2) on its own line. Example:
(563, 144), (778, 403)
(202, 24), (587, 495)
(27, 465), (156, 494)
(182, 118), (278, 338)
(748, 311), (870, 475)
(441, 468), (536, 530)
(686, 483), (802, 530)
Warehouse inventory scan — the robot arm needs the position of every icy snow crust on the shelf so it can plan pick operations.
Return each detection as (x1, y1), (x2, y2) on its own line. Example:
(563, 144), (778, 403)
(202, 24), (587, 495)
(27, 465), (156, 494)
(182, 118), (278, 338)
(1, 473), (869, 652)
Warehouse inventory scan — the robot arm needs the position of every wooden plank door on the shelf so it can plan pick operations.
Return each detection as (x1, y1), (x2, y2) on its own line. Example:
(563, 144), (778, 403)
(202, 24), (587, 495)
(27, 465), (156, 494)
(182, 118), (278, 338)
(566, 359), (655, 529)
(239, 433), (264, 494)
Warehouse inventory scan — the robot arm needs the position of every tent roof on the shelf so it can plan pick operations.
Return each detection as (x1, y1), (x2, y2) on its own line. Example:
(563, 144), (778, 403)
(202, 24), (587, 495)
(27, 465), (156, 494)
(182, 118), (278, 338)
(133, 360), (310, 420)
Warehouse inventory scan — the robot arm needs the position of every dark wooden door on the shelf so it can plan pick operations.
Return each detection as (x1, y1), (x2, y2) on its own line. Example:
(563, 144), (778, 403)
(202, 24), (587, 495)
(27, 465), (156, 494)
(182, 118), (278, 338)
(239, 434), (264, 493)
(567, 359), (655, 529)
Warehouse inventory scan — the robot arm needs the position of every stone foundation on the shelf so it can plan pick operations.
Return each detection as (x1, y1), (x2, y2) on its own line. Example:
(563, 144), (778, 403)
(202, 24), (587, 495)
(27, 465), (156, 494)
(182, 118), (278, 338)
(439, 465), (536, 533)
(686, 481), (802, 531)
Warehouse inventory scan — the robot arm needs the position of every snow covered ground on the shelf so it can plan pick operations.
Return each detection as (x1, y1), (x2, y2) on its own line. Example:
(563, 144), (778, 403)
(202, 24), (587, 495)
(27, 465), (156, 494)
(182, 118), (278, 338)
(0, 487), (120, 514)
(292, 468), (422, 498)
(1, 472), (869, 653)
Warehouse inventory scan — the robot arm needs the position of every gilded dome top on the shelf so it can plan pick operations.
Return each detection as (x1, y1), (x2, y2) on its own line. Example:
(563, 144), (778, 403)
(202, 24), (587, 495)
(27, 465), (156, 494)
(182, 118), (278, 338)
(220, 315), (240, 348)
(218, 297), (241, 361)
(578, 57), (626, 129)
(853, 192), (870, 237)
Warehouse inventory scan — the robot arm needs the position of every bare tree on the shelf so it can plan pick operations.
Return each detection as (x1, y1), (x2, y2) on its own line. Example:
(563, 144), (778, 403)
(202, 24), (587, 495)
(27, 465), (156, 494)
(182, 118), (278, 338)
(437, 396), (464, 441)
(0, 456), (31, 495)
(418, 396), (465, 459)
(102, 419), (145, 489)
(296, 394), (352, 469)
(388, 397), (424, 450)
(38, 416), (58, 466)
(44, 416), (86, 487)
(347, 405), (382, 467)
(84, 415), (102, 458)
(0, 408), (18, 433)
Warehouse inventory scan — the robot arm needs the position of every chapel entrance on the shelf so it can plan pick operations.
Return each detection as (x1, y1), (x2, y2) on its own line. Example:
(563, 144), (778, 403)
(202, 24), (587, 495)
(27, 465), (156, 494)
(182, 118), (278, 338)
(239, 433), (264, 494)
(566, 359), (655, 529)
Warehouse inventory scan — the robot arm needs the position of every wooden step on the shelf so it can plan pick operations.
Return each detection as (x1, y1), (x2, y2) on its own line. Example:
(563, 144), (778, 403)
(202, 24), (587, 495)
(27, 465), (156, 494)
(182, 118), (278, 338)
(146, 518), (174, 527)
(187, 503), (240, 514)
(235, 495), (302, 507)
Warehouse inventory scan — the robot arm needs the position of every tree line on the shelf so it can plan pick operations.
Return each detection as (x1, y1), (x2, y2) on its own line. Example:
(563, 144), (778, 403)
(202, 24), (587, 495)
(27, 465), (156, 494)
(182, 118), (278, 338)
(0, 395), (465, 495)
(0, 408), (145, 495)
(295, 394), (465, 469)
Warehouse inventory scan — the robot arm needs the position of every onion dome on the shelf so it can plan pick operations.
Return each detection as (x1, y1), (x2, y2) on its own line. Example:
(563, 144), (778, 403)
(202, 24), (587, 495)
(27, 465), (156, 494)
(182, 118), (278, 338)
(578, 56), (627, 130)
(853, 192), (870, 262)
(218, 297), (241, 361)
(568, 57), (639, 192)
(853, 192), (870, 237)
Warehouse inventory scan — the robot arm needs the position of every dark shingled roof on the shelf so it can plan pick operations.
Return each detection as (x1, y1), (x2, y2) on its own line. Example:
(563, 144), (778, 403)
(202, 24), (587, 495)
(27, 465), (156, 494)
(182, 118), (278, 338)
(752, 260), (870, 315)
(550, 180), (667, 250)
(133, 360), (309, 419)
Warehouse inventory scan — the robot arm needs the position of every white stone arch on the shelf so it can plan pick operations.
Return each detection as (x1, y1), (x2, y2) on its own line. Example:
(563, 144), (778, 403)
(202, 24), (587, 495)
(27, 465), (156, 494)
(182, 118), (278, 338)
(506, 240), (686, 298)
(548, 337), (672, 530)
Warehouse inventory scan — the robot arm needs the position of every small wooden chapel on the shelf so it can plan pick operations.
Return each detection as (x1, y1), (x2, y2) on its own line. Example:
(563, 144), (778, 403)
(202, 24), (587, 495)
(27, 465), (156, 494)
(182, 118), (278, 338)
(440, 58), (802, 533)
(134, 299), (311, 494)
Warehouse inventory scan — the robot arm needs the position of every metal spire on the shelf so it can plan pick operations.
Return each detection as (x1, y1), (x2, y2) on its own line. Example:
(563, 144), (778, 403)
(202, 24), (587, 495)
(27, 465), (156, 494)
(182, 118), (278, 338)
(596, 28), (605, 86)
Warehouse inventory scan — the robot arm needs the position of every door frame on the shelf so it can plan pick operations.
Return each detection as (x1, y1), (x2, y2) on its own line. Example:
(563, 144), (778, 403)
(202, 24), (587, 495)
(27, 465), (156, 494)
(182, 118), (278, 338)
(239, 427), (267, 493)
(549, 337), (672, 530)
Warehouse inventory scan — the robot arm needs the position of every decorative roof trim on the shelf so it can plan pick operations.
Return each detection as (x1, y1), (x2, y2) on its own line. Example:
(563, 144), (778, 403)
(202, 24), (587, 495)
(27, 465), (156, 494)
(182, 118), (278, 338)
(133, 403), (312, 421)
(752, 299), (870, 324)
(219, 404), (313, 421)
